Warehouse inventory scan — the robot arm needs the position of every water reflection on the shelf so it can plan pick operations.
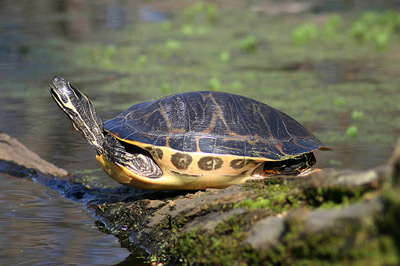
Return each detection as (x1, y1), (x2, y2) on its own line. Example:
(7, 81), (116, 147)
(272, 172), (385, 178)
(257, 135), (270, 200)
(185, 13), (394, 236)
(107, 2), (128, 30)
(138, 6), (168, 22)
(0, 0), (167, 42)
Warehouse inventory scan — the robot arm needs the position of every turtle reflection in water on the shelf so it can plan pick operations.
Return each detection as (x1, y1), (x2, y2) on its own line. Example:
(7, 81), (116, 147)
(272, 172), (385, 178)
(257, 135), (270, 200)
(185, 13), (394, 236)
(49, 76), (330, 190)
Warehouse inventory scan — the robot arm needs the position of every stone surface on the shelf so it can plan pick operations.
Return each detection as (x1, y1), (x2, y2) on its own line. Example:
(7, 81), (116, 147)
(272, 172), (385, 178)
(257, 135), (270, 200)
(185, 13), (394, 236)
(246, 216), (286, 249)
(0, 133), (68, 177)
(390, 139), (400, 185)
(184, 208), (248, 233)
(303, 198), (383, 234)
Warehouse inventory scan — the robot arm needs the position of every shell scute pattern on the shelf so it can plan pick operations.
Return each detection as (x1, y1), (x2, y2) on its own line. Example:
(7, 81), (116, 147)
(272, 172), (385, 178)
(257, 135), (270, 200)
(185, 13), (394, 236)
(104, 91), (325, 159)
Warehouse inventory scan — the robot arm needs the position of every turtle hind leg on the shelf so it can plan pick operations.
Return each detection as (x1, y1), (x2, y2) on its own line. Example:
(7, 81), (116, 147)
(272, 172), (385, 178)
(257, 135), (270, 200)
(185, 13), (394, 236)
(104, 134), (162, 178)
(263, 153), (316, 175)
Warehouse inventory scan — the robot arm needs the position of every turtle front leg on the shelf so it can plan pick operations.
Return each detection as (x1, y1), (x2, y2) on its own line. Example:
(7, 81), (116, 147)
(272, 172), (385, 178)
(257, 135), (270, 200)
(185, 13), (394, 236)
(103, 134), (162, 178)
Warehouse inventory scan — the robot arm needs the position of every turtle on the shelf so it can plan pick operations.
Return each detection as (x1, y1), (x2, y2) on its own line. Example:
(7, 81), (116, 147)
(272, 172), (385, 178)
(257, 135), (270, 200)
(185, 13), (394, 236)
(49, 76), (330, 190)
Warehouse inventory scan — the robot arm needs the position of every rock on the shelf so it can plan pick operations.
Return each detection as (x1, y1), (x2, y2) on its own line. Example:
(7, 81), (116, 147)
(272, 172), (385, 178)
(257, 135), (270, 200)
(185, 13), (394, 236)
(246, 216), (286, 250)
(146, 185), (252, 228)
(390, 139), (400, 186)
(0, 133), (68, 177)
(303, 198), (383, 234)
(143, 199), (166, 209)
(184, 208), (247, 233)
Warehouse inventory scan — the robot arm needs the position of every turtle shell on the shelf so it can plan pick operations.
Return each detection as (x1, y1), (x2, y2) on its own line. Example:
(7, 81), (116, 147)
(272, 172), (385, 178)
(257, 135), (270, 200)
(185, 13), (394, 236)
(104, 91), (327, 160)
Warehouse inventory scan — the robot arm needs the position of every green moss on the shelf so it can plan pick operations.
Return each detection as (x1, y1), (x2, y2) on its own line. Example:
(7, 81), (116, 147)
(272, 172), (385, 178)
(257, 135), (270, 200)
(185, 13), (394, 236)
(378, 186), (400, 256)
(160, 199), (399, 266)
(302, 186), (371, 209)
(264, 227), (398, 265)
(162, 214), (252, 265)
(234, 192), (299, 214)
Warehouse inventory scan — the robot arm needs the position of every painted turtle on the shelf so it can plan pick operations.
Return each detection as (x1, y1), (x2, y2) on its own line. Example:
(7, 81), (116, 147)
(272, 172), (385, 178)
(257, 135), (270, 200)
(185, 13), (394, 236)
(49, 76), (329, 190)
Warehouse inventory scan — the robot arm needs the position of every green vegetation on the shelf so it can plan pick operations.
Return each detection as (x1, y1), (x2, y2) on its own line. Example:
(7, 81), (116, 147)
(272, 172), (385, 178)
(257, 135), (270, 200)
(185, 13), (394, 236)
(292, 10), (400, 52)
(292, 23), (318, 46)
(240, 35), (258, 53)
(346, 125), (358, 138)
(165, 215), (252, 265)
(349, 11), (400, 51)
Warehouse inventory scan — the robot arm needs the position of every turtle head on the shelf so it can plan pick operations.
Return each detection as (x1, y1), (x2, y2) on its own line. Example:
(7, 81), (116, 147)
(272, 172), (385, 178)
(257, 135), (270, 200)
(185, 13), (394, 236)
(49, 76), (105, 154)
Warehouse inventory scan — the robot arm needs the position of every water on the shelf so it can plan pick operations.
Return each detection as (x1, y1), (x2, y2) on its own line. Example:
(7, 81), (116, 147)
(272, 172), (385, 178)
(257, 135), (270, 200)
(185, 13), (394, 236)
(0, 0), (398, 265)
(0, 173), (129, 265)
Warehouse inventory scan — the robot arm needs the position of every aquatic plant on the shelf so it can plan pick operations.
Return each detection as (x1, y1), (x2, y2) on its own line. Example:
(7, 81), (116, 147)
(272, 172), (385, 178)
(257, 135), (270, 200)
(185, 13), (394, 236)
(165, 39), (181, 50)
(209, 77), (221, 91)
(346, 125), (358, 138)
(292, 23), (318, 46)
(240, 35), (257, 53)
(292, 11), (400, 51)
(219, 51), (230, 62)
(349, 11), (400, 51)
(206, 4), (218, 24)
(182, 1), (219, 25)
(323, 15), (342, 39)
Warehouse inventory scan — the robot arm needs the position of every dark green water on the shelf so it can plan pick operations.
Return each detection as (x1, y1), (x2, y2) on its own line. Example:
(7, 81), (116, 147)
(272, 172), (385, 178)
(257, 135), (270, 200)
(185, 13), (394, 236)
(0, 0), (398, 265)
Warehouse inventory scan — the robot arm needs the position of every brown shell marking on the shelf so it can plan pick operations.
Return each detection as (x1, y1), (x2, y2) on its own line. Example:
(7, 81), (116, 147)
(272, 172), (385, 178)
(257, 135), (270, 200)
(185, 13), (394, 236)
(230, 159), (245, 169)
(154, 148), (164, 159)
(171, 152), (193, 170)
(143, 144), (264, 179)
(198, 156), (224, 171)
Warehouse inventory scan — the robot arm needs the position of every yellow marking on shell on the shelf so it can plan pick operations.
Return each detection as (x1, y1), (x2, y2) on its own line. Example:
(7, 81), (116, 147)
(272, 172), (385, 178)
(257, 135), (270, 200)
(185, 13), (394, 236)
(195, 138), (201, 153)
(194, 93), (233, 135)
(158, 101), (172, 131)
(275, 142), (288, 156)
